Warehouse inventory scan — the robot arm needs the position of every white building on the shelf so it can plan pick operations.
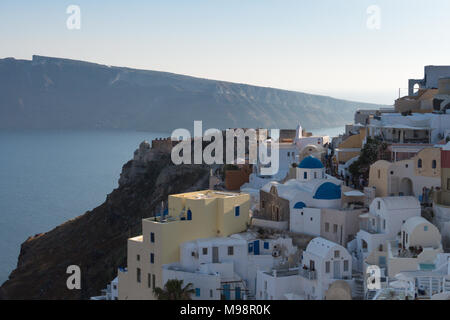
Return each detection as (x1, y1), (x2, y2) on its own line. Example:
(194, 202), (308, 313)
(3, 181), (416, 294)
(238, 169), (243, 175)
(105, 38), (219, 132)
(90, 276), (119, 300)
(161, 233), (298, 300)
(301, 237), (353, 300)
(348, 196), (421, 272)
(255, 237), (354, 300)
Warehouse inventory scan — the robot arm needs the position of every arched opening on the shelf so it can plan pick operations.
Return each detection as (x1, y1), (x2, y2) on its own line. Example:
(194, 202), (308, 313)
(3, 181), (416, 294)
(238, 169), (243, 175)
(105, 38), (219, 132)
(361, 240), (368, 253)
(400, 178), (413, 196)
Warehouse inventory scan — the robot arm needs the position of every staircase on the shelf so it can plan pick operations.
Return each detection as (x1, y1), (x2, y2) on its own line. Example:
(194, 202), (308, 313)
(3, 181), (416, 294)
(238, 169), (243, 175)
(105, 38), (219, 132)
(352, 274), (365, 300)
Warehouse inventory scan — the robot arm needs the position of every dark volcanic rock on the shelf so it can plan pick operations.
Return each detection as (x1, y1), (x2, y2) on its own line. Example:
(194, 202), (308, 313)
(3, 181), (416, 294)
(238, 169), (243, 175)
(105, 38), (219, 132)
(0, 147), (211, 300)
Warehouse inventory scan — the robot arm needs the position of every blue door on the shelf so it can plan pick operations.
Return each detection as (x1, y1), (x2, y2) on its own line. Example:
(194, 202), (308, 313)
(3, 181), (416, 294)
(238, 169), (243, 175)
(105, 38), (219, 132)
(223, 284), (231, 300)
(253, 240), (260, 255)
(235, 287), (241, 300)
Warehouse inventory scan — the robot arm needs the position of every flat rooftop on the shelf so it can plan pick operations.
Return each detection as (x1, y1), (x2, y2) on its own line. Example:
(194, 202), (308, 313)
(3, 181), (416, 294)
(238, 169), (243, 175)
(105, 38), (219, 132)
(171, 190), (243, 200)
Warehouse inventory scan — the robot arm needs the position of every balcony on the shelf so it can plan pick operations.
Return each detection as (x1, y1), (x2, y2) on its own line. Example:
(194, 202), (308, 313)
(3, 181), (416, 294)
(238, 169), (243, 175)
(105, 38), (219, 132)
(299, 269), (317, 280)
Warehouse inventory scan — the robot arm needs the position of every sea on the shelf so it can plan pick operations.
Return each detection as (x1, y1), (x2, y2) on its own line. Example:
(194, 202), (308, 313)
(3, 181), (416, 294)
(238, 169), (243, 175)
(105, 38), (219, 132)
(0, 126), (344, 285)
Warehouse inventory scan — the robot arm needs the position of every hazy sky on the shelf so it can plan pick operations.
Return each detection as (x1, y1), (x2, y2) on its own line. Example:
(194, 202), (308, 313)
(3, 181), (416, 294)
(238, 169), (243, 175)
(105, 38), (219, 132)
(1, 0), (449, 105)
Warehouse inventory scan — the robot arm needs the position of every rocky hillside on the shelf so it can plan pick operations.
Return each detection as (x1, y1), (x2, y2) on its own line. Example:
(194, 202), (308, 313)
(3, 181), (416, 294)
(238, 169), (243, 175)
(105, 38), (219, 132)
(0, 142), (211, 299)
(0, 55), (386, 131)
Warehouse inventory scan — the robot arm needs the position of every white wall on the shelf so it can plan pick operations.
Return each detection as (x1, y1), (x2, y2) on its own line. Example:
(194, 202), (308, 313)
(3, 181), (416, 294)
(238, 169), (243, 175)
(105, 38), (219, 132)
(290, 207), (321, 236)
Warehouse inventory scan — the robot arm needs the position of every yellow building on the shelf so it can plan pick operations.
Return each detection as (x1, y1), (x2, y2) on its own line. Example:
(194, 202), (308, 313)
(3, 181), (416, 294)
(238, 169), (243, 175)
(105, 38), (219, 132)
(368, 147), (441, 198)
(394, 88), (438, 114)
(118, 190), (250, 300)
(334, 128), (366, 165)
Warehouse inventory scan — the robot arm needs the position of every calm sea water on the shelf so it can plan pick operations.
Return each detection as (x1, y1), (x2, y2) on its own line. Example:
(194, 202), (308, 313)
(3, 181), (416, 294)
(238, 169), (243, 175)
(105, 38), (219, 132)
(0, 130), (167, 285)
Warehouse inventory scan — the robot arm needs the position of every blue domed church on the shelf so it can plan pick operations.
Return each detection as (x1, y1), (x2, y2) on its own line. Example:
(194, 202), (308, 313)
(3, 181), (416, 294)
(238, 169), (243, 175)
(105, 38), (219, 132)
(296, 156), (326, 182)
(255, 155), (361, 243)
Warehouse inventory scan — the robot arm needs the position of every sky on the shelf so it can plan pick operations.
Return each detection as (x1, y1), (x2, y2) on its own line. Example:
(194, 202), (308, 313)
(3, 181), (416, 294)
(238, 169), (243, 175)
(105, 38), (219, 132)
(0, 0), (449, 105)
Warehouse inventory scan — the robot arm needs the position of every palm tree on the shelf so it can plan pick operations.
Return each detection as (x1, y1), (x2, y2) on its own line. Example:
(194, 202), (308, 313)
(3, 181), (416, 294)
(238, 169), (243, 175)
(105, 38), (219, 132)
(153, 279), (195, 300)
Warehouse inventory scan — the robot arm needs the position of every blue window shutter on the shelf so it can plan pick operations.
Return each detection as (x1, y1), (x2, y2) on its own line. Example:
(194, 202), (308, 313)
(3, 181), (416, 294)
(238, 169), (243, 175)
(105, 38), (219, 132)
(235, 206), (240, 217)
(264, 242), (269, 249)
(150, 232), (155, 243)
(195, 288), (200, 297)
(248, 243), (253, 253)
(187, 209), (192, 220)
(150, 253), (154, 264)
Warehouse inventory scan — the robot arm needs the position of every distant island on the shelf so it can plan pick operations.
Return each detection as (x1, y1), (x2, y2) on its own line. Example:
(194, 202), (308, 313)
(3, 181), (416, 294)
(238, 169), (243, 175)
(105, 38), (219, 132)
(0, 55), (387, 132)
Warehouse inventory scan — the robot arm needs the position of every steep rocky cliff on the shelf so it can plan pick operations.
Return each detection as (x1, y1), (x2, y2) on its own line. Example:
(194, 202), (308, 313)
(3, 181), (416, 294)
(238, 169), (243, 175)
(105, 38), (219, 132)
(0, 143), (211, 299)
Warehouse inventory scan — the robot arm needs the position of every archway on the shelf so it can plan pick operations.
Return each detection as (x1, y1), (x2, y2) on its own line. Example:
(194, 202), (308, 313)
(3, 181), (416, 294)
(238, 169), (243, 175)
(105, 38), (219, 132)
(399, 178), (413, 196)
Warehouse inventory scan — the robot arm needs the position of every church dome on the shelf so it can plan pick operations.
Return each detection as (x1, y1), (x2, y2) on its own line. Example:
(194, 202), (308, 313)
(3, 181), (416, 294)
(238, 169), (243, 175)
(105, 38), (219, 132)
(313, 182), (341, 200)
(299, 156), (324, 169)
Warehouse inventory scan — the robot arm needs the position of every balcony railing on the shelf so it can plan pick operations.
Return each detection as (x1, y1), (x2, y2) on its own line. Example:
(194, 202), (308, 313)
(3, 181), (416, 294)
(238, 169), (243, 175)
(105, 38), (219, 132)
(299, 269), (317, 280)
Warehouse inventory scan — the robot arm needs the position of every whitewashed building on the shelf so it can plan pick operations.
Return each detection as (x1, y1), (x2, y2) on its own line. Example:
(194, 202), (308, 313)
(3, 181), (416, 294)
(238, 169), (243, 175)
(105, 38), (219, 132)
(255, 237), (354, 300)
(348, 196), (421, 272)
(161, 233), (298, 300)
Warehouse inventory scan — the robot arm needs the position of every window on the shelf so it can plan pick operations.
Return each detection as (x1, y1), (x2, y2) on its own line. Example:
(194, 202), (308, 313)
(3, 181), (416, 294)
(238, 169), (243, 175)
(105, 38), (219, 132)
(314, 172), (317, 179)
(261, 201), (265, 209)
(424, 226), (428, 231)
(248, 243), (253, 253)
(137, 268), (141, 283)
(325, 261), (330, 273)
(210, 289), (213, 298)
(150, 253), (154, 264)
(377, 169), (381, 179)
(418, 159), (422, 168)
(310, 260), (315, 270)
(150, 232), (155, 243)
(152, 274), (155, 289)
(264, 281), (267, 290)
(334, 250), (340, 258)
(304, 172), (307, 179)
(333, 224), (338, 233)
(187, 209), (192, 220)
(377, 201), (381, 210)
(432, 160), (437, 169)
(325, 223), (330, 232)
(235, 206), (240, 217)
(148, 274), (151, 288)
(202, 248), (208, 255)
(195, 288), (200, 297)
(383, 219), (386, 230)
(344, 260), (349, 271)
(137, 254), (140, 261)
(228, 246), (234, 255)
(390, 171), (394, 175)
(310, 217), (313, 221)
(191, 251), (196, 257)
(264, 242), (269, 249)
